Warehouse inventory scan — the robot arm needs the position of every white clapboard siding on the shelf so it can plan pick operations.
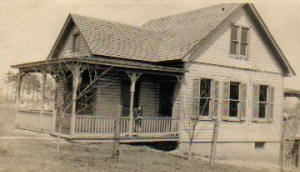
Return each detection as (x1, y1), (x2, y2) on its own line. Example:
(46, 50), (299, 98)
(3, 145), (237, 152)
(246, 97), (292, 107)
(138, 80), (160, 117)
(95, 78), (122, 117)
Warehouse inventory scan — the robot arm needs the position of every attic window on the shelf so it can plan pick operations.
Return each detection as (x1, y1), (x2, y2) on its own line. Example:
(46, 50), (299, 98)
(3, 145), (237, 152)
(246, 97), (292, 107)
(72, 33), (80, 52)
(230, 25), (249, 60)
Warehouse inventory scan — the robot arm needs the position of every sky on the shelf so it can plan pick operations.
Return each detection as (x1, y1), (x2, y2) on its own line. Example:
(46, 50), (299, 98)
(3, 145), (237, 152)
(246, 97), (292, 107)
(0, 0), (299, 90)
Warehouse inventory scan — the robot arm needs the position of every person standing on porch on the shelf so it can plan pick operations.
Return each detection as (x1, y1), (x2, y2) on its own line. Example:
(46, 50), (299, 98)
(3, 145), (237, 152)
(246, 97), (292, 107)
(134, 105), (143, 133)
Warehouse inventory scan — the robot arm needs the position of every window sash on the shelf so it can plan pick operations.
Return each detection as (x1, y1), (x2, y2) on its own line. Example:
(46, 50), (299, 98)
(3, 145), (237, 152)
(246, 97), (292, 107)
(196, 79), (220, 119)
(230, 25), (249, 58)
(253, 85), (274, 122)
(223, 81), (246, 121)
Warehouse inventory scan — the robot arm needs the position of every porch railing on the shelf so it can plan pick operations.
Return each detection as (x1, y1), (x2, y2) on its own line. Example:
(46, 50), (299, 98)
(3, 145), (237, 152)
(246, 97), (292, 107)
(16, 110), (53, 132)
(74, 116), (179, 137)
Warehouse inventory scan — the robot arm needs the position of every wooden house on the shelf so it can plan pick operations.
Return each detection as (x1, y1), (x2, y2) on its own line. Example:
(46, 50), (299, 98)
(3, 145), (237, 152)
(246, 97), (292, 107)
(12, 3), (297, 165)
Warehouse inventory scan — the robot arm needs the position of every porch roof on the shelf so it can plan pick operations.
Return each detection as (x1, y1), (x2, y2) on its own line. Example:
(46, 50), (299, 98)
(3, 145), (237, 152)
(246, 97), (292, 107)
(11, 57), (185, 75)
(284, 88), (300, 99)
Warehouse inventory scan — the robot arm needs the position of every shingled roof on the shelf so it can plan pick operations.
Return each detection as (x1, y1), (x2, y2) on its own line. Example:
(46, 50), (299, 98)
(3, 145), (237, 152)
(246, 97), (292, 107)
(60, 3), (241, 63)
(142, 3), (241, 61)
(46, 3), (295, 76)
(71, 14), (162, 62)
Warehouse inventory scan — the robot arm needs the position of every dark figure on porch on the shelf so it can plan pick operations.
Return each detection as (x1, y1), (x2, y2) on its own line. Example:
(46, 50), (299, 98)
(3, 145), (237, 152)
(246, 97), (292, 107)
(134, 105), (143, 133)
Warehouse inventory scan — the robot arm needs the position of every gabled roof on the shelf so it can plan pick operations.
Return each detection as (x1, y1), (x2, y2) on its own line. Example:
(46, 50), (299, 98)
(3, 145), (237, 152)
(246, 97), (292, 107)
(142, 3), (241, 61)
(47, 3), (295, 76)
(71, 14), (162, 62)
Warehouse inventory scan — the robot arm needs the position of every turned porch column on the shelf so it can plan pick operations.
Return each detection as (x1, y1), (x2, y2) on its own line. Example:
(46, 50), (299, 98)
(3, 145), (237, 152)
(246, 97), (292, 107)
(16, 71), (25, 108)
(39, 71), (46, 131)
(70, 66), (83, 136)
(15, 71), (25, 127)
(127, 72), (141, 136)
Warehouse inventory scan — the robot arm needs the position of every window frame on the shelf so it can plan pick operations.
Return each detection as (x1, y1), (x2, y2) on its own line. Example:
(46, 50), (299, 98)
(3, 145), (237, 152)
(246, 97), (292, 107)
(222, 80), (247, 122)
(228, 81), (242, 120)
(198, 78), (213, 120)
(72, 33), (80, 53)
(252, 84), (274, 123)
(229, 24), (250, 60)
(193, 77), (219, 121)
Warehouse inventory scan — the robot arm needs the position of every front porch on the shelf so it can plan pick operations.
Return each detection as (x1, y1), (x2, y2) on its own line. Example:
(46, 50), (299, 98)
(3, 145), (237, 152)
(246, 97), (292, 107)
(13, 57), (184, 142)
(16, 110), (179, 142)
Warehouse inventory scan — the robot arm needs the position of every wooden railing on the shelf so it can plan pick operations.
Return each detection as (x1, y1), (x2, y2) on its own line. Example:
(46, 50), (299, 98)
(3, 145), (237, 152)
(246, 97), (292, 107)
(16, 110), (54, 132)
(74, 116), (179, 137)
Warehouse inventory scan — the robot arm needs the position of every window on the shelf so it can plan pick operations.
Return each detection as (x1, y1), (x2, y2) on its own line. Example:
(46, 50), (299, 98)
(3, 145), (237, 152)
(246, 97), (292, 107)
(255, 142), (265, 149)
(253, 85), (274, 122)
(230, 25), (249, 59)
(222, 81), (247, 121)
(259, 85), (268, 118)
(72, 33), (80, 52)
(230, 25), (239, 55)
(229, 82), (240, 117)
(193, 78), (219, 119)
(199, 79), (212, 116)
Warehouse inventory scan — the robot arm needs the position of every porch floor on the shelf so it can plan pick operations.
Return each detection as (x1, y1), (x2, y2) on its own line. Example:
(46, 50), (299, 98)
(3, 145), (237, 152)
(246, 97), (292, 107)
(50, 132), (179, 143)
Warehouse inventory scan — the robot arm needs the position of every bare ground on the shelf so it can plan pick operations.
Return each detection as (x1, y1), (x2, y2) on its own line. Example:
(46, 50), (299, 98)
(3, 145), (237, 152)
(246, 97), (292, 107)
(0, 104), (284, 172)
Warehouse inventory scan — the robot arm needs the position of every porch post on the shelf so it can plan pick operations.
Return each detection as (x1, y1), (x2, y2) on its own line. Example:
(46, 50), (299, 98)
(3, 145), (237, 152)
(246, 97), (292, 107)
(39, 71), (46, 132)
(70, 66), (82, 136)
(16, 71), (25, 107)
(127, 72), (141, 136)
(15, 71), (25, 127)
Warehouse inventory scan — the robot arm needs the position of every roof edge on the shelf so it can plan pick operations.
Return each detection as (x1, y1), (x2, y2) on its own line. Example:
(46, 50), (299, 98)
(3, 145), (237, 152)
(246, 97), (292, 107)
(246, 3), (296, 77)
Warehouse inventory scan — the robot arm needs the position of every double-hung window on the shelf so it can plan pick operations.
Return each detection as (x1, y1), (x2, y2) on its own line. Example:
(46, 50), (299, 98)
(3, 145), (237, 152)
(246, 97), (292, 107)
(222, 81), (247, 121)
(230, 25), (249, 60)
(253, 85), (274, 122)
(193, 78), (219, 120)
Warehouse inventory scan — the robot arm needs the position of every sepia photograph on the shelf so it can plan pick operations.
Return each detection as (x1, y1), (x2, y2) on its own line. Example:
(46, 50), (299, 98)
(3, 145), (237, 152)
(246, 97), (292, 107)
(0, 0), (299, 171)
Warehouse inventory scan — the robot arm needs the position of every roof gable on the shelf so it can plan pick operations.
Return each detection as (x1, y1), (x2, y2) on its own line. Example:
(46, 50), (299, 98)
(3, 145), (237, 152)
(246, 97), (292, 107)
(142, 3), (241, 62)
(46, 3), (295, 76)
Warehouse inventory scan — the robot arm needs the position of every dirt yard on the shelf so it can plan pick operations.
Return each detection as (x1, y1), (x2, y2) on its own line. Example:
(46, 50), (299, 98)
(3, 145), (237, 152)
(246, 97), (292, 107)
(0, 104), (286, 172)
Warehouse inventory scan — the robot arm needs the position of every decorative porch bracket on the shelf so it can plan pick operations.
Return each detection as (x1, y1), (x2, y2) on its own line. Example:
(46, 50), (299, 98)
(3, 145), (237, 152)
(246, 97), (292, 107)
(126, 72), (142, 136)
(70, 66), (83, 136)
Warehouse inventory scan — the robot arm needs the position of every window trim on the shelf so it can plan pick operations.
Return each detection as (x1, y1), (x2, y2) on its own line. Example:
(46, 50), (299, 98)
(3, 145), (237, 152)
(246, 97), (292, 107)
(222, 80), (247, 122)
(198, 78), (213, 120)
(195, 78), (220, 121)
(229, 81), (241, 118)
(229, 24), (250, 60)
(252, 84), (274, 123)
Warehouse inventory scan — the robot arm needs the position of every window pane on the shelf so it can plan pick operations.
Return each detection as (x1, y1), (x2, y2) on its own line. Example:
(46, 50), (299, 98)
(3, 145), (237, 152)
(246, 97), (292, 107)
(230, 82), (240, 100)
(229, 101), (238, 117)
(241, 27), (249, 42)
(259, 85), (268, 102)
(231, 25), (238, 40)
(230, 42), (237, 55)
(199, 99), (210, 116)
(259, 103), (266, 118)
(200, 79), (211, 98)
(240, 43), (247, 56)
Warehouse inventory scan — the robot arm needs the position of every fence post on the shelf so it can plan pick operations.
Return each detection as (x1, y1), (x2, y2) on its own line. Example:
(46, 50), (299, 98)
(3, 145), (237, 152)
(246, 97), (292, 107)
(210, 119), (219, 168)
(112, 104), (122, 161)
(280, 117), (287, 172)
